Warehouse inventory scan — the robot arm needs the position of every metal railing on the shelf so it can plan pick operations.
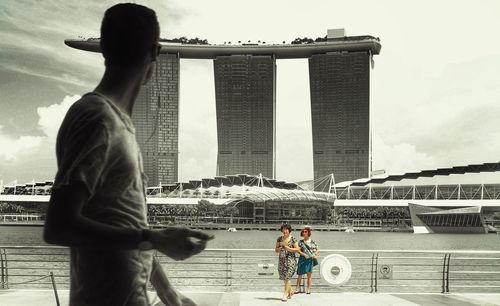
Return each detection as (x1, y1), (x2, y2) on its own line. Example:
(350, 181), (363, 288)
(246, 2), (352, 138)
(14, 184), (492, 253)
(1, 246), (500, 293)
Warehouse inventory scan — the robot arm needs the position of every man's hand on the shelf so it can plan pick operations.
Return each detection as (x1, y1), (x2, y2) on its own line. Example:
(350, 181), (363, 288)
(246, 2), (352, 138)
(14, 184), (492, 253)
(150, 227), (214, 261)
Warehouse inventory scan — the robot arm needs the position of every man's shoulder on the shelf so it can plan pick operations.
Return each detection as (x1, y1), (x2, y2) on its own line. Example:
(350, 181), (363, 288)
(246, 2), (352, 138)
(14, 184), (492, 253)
(66, 93), (113, 123)
(71, 93), (110, 112)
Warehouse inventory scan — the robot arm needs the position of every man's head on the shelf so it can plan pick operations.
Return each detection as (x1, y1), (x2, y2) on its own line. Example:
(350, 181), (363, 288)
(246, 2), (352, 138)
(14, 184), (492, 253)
(100, 3), (160, 67)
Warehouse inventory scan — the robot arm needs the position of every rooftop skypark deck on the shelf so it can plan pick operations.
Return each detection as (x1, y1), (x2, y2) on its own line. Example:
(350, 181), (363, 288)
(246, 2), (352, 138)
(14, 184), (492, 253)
(64, 35), (381, 59)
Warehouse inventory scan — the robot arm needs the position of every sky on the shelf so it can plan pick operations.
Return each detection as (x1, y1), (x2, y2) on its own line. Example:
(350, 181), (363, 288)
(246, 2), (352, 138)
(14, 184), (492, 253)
(0, 0), (499, 185)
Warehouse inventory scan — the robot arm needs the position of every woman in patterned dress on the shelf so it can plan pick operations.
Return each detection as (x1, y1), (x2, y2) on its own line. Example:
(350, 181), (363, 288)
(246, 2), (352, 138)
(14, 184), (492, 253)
(295, 226), (319, 294)
(275, 223), (299, 302)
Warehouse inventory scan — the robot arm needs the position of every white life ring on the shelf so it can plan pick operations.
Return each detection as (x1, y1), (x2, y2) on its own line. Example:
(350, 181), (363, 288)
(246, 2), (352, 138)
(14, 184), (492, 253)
(320, 254), (352, 286)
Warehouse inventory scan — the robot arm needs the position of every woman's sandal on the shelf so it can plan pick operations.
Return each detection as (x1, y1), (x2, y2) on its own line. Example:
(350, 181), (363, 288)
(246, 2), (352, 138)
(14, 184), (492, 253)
(281, 295), (288, 302)
(288, 290), (295, 299)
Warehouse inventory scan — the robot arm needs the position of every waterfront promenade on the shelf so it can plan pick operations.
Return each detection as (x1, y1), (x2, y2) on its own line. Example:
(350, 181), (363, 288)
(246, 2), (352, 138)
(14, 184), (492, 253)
(1, 289), (500, 306)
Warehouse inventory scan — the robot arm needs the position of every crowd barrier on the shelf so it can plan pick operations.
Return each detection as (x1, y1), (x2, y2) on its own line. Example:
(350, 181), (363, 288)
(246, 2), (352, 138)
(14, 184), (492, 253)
(1, 246), (500, 293)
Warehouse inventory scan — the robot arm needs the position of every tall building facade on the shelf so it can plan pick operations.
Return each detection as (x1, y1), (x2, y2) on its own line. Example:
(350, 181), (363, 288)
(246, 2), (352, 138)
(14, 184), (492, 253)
(132, 54), (180, 186)
(68, 33), (381, 186)
(214, 55), (276, 178)
(309, 51), (370, 185)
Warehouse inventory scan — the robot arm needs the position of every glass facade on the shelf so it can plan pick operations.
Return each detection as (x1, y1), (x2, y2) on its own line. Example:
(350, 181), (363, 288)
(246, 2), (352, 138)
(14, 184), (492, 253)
(132, 54), (179, 186)
(309, 51), (370, 187)
(214, 55), (276, 178)
(420, 214), (482, 227)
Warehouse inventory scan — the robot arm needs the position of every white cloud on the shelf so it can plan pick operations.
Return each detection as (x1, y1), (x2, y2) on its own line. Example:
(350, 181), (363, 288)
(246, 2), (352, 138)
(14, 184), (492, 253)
(37, 94), (80, 138)
(372, 133), (437, 175)
(0, 95), (79, 164)
(0, 61), (94, 87)
(0, 127), (43, 161)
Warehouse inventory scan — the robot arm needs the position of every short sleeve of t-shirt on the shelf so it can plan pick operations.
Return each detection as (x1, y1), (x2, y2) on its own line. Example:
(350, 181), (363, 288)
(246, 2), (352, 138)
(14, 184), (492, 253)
(298, 240), (304, 249)
(311, 240), (318, 250)
(53, 100), (110, 197)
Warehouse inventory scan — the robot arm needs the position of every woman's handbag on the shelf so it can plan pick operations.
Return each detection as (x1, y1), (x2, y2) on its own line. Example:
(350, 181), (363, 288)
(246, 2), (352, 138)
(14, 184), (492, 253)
(312, 257), (319, 266)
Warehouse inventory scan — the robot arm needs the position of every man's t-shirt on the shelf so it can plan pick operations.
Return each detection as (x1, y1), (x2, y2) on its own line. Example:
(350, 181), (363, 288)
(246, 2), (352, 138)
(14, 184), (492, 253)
(52, 92), (153, 306)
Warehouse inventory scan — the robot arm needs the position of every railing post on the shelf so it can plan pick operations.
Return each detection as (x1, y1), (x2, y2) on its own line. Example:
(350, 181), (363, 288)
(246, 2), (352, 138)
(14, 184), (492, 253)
(445, 253), (451, 293)
(50, 272), (61, 306)
(225, 251), (232, 291)
(441, 253), (452, 293)
(370, 252), (375, 293)
(1, 249), (8, 289)
(441, 253), (446, 293)
(374, 253), (379, 293)
(0, 248), (4, 289)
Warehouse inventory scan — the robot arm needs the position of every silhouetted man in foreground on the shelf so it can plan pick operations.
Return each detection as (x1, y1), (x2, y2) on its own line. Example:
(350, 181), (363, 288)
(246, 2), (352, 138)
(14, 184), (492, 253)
(44, 3), (212, 306)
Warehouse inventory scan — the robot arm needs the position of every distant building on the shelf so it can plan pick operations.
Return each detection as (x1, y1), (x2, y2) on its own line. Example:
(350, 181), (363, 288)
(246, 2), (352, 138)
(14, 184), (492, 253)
(214, 55), (276, 178)
(333, 162), (500, 233)
(408, 204), (486, 234)
(65, 32), (381, 183)
(132, 54), (180, 186)
(309, 51), (371, 186)
(144, 173), (334, 224)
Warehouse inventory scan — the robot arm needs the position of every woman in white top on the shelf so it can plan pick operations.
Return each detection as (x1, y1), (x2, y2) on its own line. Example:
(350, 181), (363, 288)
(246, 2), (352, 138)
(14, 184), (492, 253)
(295, 226), (319, 294)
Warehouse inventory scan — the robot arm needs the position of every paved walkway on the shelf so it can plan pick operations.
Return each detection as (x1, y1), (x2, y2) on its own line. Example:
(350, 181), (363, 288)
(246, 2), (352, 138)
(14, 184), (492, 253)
(1, 290), (499, 306)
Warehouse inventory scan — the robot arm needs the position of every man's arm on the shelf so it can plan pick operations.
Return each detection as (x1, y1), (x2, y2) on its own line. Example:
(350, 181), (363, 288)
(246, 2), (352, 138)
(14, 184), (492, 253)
(44, 183), (143, 249)
(150, 258), (197, 306)
(44, 182), (213, 258)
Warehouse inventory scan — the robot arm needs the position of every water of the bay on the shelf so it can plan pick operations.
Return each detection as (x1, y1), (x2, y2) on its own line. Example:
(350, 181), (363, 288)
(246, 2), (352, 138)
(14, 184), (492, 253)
(2, 225), (500, 250)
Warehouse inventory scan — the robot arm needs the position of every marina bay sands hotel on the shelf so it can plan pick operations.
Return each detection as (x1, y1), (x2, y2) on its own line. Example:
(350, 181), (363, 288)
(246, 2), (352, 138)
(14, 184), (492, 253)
(65, 29), (381, 188)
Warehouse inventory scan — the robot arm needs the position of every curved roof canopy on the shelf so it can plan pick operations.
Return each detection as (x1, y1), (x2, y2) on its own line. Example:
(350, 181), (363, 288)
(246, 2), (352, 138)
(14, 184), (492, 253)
(148, 174), (335, 204)
(340, 162), (500, 187)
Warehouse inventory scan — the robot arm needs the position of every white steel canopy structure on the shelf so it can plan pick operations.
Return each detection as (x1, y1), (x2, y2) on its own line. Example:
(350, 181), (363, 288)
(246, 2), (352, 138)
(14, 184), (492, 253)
(145, 174), (335, 205)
